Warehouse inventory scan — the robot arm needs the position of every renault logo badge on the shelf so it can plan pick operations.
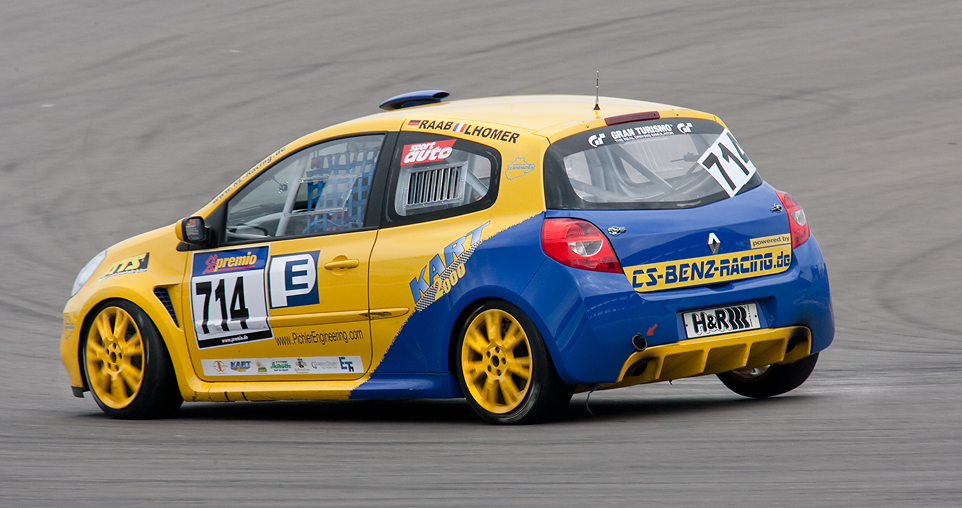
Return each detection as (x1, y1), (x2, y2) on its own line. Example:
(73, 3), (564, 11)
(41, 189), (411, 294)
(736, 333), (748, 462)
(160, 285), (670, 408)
(707, 233), (721, 254)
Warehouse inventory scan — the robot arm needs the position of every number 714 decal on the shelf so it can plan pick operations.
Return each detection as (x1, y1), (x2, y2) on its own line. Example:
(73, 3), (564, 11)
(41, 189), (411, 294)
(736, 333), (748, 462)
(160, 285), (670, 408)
(698, 129), (758, 197)
(190, 246), (272, 349)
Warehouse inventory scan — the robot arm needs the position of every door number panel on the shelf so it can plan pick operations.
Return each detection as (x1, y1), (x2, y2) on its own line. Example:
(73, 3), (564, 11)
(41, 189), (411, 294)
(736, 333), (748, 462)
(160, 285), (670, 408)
(190, 246), (272, 349)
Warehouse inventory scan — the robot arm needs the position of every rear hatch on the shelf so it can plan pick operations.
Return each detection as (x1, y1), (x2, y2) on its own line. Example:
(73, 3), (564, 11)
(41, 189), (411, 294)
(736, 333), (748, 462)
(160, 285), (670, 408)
(543, 116), (792, 292)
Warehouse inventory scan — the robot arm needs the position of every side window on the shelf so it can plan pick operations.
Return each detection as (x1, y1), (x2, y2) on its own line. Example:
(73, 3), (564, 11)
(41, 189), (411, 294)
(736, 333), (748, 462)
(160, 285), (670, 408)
(386, 133), (500, 224)
(225, 134), (384, 242)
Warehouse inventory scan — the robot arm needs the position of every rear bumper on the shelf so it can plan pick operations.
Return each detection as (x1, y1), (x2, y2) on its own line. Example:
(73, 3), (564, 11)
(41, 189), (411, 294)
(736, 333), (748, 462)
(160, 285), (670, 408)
(522, 236), (834, 385)
(596, 325), (812, 391)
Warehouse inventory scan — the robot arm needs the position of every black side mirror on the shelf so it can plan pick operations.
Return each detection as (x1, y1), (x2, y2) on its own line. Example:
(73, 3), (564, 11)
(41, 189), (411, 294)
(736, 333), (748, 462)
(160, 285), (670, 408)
(177, 216), (209, 245)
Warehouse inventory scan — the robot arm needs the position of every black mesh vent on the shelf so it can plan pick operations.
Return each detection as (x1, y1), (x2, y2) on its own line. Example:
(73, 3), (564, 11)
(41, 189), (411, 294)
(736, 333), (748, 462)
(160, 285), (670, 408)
(153, 287), (179, 327)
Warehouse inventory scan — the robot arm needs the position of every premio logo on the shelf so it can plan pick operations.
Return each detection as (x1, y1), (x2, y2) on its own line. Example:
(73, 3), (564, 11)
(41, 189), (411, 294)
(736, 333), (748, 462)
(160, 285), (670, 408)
(202, 251), (261, 275)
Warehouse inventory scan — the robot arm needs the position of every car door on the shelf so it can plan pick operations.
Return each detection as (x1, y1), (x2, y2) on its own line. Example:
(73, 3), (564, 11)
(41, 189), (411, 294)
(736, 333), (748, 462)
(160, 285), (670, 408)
(367, 131), (504, 373)
(184, 134), (387, 381)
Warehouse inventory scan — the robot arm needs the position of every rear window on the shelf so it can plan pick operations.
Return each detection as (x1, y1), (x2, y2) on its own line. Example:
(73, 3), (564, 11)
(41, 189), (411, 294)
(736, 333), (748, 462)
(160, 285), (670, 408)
(544, 118), (761, 210)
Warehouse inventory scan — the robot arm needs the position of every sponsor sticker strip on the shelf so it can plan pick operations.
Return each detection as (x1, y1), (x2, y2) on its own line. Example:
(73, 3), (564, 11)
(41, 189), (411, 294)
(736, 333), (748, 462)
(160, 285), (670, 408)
(623, 240), (792, 293)
(202, 356), (364, 376)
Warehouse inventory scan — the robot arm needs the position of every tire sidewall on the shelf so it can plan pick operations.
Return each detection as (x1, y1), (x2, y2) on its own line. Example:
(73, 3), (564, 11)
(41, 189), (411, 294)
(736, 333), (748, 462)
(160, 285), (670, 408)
(81, 299), (181, 419)
(717, 353), (819, 399)
(454, 300), (560, 424)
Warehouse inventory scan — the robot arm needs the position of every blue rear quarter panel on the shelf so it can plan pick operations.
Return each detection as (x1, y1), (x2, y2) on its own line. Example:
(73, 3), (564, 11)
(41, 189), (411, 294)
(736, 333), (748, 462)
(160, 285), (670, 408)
(357, 203), (834, 395)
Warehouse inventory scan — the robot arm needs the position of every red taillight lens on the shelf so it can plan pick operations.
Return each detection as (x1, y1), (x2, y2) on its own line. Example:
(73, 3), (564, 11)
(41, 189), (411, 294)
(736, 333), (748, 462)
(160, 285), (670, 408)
(541, 218), (622, 273)
(776, 190), (810, 249)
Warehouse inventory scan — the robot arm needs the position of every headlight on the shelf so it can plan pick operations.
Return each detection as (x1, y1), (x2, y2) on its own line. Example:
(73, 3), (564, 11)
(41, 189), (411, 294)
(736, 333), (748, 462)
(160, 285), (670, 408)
(71, 249), (107, 297)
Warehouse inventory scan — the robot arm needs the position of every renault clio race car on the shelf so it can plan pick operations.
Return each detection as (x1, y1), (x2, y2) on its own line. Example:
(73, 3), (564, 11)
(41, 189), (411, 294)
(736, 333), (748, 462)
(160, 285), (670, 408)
(62, 91), (834, 424)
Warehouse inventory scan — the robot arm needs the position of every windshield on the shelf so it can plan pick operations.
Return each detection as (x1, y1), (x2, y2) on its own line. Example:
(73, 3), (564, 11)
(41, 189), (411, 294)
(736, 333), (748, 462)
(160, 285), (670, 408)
(544, 118), (762, 210)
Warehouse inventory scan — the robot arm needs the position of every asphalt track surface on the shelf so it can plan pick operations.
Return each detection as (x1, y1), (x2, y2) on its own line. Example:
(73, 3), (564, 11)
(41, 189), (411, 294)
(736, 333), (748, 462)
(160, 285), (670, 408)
(2, 1), (961, 506)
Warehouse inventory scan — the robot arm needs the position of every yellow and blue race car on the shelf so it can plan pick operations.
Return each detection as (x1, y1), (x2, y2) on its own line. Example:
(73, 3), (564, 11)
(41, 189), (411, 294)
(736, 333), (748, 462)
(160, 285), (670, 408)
(62, 91), (834, 424)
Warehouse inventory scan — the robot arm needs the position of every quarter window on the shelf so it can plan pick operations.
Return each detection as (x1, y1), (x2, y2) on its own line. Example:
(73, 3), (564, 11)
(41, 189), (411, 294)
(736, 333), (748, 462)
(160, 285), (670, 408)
(225, 135), (384, 242)
(385, 133), (499, 224)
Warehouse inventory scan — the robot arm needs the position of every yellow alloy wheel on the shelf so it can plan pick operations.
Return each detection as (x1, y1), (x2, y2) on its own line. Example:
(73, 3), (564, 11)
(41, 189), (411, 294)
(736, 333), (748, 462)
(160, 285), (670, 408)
(84, 306), (145, 409)
(460, 308), (533, 414)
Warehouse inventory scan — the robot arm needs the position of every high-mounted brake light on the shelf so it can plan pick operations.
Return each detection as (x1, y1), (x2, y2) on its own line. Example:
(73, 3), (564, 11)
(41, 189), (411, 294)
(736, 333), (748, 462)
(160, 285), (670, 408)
(605, 111), (660, 126)
(776, 190), (810, 249)
(541, 218), (622, 273)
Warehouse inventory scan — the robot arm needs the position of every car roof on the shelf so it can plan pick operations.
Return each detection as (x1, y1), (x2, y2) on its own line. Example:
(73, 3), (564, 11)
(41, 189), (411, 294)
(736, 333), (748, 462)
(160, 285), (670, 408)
(346, 94), (697, 138)
(194, 94), (715, 217)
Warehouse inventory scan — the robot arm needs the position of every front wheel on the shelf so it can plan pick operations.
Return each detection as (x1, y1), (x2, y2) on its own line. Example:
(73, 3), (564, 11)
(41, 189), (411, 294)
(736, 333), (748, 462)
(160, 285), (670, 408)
(82, 300), (183, 419)
(455, 301), (572, 424)
(717, 353), (819, 399)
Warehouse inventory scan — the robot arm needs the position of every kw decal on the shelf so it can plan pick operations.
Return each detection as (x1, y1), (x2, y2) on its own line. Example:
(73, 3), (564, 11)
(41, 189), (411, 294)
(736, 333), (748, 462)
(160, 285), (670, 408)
(623, 238), (792, 293)
(99, 253), (149, 280)
(410, 222), (489, 312)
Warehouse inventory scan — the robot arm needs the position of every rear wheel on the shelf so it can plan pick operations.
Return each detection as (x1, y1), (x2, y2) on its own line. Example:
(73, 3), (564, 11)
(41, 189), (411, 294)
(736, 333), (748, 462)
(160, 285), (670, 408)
(455, 301), (572, 424)
(717, 353), (819, 398)
(82, 300), (182, 419)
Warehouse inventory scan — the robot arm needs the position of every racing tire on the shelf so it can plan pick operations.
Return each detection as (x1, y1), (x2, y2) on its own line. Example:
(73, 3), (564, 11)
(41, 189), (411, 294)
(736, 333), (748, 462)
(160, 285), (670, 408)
(82, 300), (183, 419)
(455, 301), (572, 424)
(717, 353), (819, 399)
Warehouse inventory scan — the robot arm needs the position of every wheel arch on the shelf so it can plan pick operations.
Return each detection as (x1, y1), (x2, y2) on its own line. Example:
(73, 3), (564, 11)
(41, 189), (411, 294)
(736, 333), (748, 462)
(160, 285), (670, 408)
(445, 289), (563, 385)
(74, 286), (187, 393)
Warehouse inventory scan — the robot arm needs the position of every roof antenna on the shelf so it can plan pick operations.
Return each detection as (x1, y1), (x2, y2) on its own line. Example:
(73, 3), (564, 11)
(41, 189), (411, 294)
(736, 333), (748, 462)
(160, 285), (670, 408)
(593, 71), (601, 114)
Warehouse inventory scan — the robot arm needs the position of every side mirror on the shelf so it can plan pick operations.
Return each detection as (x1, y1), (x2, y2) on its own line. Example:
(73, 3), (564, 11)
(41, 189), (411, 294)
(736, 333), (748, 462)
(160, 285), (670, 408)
(175, 216), (209, 245)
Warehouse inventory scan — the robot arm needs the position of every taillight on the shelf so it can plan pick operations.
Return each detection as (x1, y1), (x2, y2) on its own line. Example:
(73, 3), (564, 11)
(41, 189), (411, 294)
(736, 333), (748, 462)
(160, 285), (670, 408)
(776, 190), (810, 248)
(541, 218), (622, 273)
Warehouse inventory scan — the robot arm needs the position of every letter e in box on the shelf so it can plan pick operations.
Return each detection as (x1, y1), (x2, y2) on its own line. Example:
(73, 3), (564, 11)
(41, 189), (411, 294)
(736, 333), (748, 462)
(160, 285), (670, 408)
(268, 251), (320, 308)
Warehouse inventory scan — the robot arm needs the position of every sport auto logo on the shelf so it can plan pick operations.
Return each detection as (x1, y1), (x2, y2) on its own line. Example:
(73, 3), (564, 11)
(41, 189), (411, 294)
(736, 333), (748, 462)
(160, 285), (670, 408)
(401, 139), (455, 165)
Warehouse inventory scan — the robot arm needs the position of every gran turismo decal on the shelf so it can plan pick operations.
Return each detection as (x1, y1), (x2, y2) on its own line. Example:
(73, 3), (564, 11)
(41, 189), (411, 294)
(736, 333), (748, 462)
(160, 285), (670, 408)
(267, 251), (319, 308)
(623, 238), (792, 293)
(609, 123), (674, 143)
(505, 157), (536, 179)
(407, 120), (520, 144)
(201, 355), (363, 376)
(410, 222), (489, 311)
(401, 139), (456, 165)
(99, 253), (149, 280)
(190, 246), (272, 349)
